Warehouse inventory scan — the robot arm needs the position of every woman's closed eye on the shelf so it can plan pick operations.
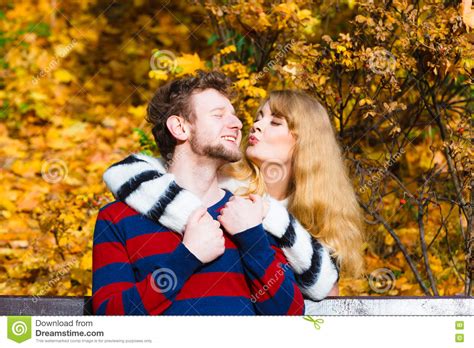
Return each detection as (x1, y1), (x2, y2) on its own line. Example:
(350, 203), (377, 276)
(271, 117), (284, 126)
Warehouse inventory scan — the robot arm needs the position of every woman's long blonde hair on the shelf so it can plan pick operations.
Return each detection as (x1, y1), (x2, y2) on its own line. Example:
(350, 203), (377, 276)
(223, 90), (365, 277)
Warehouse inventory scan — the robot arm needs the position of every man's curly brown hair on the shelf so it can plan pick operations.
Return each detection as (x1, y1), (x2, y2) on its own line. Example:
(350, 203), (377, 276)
(146, 70), (233, 160)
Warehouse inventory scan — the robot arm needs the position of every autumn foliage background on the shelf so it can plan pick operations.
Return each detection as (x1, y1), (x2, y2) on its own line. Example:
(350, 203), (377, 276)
(0, 0), (472, 298)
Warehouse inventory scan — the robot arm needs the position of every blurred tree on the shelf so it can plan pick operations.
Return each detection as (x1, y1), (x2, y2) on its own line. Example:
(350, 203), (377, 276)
(0, 0), (472, 297)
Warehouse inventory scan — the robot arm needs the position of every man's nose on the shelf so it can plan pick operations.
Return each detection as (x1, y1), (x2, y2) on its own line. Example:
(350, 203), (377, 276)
(229, 114), (243, 130)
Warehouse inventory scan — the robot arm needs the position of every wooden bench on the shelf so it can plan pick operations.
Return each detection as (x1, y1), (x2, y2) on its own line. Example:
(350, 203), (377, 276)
(0, 296), (472, 315)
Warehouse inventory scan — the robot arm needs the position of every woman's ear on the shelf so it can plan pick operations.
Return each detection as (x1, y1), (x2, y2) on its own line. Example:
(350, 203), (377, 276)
(166, 115), (189, 141)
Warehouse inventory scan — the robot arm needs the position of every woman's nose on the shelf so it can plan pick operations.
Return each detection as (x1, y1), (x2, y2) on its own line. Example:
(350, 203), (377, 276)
(251, 120), (262, 134)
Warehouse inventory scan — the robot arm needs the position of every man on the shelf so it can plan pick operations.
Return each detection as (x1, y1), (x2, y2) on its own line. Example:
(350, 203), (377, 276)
(92, 70), (304, 315)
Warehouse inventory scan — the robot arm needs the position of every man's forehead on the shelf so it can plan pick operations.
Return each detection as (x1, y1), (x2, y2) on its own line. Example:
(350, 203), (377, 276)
(192, 89), (233, 109)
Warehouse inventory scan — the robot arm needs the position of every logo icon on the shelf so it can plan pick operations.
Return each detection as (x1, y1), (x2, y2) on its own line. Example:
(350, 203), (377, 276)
(455, 333), (464, 343)
(7, 316), (32, 343)
(303, 316), (325, 330)
(150, 268), (178, 293)
(368, 268), (396, 293)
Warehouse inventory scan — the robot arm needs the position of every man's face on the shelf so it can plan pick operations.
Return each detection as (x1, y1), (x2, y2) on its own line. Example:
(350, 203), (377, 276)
(187, 88), (243, 162)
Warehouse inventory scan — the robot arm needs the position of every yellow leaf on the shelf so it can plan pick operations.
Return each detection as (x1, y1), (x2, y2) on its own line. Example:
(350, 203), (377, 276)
(176, 53), (205, 76)
(297, 9), (312, 21)
(46, 128), (69, 150)
(0, 197), (16, 212)
(53, 69), (75, 83)
(273, 3), (293, 17)
(219, 45), (237, 55)
(149, 70), (169, 80)
(30, 92), (48, 101)
(235, 79), (250, 89)
(17, 191), (42, 212)
(128, 105), (147, 118)
(11, 159), (42, 178)
(419, 148), (433, 171)
(80, 250), (93, 270)
(384, 233), (395, 246)
(247, 86), (266, 98)
(359, 98), (374, 106)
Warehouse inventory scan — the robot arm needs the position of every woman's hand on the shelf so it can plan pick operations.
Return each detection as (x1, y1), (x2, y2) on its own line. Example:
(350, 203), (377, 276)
(217, 194), (264, 235)
(327, 283), (339, 296)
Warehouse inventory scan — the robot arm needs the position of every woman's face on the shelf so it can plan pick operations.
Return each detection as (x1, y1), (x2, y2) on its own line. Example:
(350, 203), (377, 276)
(245, 101), (296, 167)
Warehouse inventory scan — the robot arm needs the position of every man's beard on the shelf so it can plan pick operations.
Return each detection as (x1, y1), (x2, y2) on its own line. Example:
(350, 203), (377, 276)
(189, 128), (242, 163)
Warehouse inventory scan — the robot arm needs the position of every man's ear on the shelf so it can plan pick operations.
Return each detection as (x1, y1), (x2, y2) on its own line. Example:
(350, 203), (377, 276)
(166, 115), (189, 141)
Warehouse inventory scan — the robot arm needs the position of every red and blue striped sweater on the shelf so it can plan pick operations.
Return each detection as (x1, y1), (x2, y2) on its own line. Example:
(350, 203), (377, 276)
(92, 189), (305, 315)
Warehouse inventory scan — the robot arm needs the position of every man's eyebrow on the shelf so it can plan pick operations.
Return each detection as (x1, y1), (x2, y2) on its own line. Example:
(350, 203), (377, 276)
(209, 107), (237, 115)
(209, 107), (225, 112)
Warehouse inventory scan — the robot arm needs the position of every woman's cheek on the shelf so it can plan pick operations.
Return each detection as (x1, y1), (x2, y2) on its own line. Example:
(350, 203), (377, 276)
(271, 134), (291, 159)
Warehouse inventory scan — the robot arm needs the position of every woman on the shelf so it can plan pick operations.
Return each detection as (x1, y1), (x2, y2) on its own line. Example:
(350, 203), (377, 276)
(103, 90), (364, 301)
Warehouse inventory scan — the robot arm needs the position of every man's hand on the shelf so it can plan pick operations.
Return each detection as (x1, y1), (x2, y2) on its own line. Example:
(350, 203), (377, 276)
(217, 194), (264, 235)
(182, 207), (225, 263)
